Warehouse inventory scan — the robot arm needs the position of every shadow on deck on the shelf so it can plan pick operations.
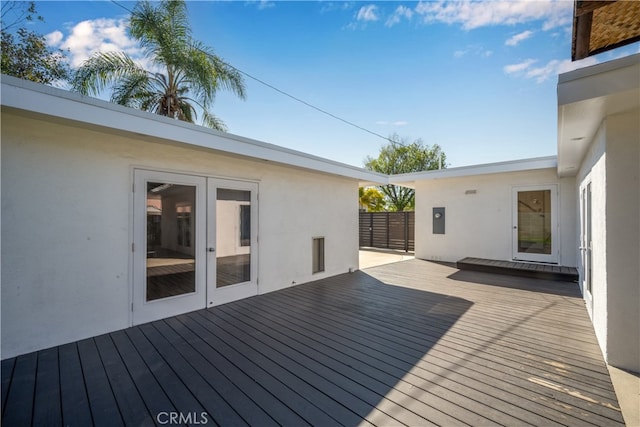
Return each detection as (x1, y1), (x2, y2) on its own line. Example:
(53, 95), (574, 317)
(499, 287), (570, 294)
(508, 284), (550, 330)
(2, 259), (624, 426)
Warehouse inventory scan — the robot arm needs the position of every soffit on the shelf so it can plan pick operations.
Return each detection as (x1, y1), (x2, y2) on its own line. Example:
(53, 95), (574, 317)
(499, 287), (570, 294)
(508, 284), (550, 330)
(557, 54), (640, 177)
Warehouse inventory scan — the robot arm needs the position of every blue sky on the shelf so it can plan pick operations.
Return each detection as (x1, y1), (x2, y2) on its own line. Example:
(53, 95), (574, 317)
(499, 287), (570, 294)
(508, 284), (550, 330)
(29, 1), (640, 167)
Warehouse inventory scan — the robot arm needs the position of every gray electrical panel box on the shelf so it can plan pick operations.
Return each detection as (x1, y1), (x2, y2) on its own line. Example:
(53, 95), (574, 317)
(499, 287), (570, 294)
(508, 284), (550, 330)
(433, 207), (445, 234)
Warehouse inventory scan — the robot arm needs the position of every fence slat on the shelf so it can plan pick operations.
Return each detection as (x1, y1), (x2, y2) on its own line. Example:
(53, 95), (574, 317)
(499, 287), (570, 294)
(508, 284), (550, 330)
(359, 211), (414, 252)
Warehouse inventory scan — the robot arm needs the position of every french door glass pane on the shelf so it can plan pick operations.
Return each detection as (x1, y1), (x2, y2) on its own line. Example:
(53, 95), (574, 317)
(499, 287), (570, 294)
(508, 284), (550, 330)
(146, 182), (196, 301)
(517, 190), (552, 255)
(216, 188), (251, 288)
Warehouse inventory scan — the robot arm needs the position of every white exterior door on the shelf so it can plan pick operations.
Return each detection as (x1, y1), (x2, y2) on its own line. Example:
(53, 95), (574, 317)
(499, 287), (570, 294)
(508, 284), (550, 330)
(133, 171), (259, 325)
(133, 170), (207, 325)
(512, 185), (558, 263)
(207, 178), (259, 306)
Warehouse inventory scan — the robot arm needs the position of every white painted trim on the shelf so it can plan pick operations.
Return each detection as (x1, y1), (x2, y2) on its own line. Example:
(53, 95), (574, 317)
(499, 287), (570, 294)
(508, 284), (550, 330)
(558, 53), (639, 86)
(391, 156), (557, 185)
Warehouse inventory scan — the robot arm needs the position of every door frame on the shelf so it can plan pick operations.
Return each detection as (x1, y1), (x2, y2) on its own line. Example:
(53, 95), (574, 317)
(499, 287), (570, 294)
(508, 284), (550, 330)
(579, 177), (593, 310)
(132, 169), (207, 326)
(131, 169), (260, 326)
(207, 178), (259, 307)
(511, 184), (559, 264)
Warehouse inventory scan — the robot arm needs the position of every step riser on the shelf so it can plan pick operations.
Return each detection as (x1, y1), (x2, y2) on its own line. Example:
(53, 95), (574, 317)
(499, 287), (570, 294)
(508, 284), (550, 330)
(457, 259), (579, 282)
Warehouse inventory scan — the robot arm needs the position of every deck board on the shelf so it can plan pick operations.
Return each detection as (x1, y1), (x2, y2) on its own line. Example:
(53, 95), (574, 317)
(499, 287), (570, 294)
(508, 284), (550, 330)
(1, 259), (624, 426)
(93, 334), (152, 426)
(2, 352), (37, 427)
(32, 347), (61, 427)
(108, 330), (176, 424)
(77, 338), (124, 427)
(58, 343), (94, 426)
(177, 313), (316, 426)
(227, 296), (526, 426)
(124, 327), (207, 423)
(278, 283), (618, 424)
(1, 358), (15, 415)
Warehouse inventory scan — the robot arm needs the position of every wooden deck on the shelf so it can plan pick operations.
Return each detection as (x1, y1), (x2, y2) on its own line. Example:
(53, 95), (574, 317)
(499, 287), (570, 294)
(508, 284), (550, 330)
(457, 257), (580, 282)
(1, 259), (624, 426)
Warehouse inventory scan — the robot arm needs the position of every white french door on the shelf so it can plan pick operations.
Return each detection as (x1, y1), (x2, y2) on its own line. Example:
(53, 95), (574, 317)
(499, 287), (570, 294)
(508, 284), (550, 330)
(133, 170), (258, 325)
(512, 185), (558, 263)
(133, 170), (207, 325)
(206, 178), (259, 306)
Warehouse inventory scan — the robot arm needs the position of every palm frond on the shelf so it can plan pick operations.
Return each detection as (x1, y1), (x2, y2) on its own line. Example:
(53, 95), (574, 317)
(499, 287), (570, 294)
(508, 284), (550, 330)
(202, 110), (227, 132)
(178, 101), (196, 123)
(70, 0), (244, 130)
(71, 51), (146, 96)
(130, 0), (190, 66)
(111, 72), (152, 107)
(189, 41), (246, 101)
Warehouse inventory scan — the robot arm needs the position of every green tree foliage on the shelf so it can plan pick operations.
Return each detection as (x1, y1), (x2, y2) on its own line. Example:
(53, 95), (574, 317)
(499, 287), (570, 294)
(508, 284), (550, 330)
(359, 187), (386, 212)
(71, 0), (245, 131)
(1, 1), (70, 84)
(364, 133), (446, 211)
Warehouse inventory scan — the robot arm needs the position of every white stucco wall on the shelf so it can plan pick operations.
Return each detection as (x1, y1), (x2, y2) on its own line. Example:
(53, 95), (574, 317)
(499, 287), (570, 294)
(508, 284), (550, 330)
(576, 122), (608, 355)
(1, 113), (359, 358)
(414, 168), (576, 266)
(577, 110), (640, 374)
(603, 111), (639, 373)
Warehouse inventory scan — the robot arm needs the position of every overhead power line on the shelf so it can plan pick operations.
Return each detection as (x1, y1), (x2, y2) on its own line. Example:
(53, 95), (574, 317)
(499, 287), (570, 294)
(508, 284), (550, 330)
(108, 0), (393, 144)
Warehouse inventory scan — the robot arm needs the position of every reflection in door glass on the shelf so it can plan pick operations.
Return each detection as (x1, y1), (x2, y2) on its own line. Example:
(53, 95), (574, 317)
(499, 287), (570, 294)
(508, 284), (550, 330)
(146, 182), (196, 301)
(217, 188), (251, 287)
(517, 190), (552, 254)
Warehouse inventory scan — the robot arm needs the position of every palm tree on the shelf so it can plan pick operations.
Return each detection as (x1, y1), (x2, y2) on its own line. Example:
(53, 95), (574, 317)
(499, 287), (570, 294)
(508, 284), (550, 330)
(71, 0), (245, 131)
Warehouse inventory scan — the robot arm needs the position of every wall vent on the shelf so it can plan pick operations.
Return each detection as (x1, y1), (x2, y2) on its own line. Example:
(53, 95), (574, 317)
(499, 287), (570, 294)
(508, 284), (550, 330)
(312, 237), (325, 274)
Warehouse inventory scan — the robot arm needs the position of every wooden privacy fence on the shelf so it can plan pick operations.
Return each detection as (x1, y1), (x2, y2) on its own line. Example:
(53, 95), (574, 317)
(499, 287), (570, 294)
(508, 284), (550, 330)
(359, 211), (415, 252)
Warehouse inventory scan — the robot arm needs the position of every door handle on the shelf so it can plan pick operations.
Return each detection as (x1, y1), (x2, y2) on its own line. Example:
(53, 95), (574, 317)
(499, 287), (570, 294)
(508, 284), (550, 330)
(207, 247), (215, 252)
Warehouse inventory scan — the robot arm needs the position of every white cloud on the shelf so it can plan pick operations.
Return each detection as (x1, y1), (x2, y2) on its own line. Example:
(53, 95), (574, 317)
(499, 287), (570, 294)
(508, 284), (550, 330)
(47, 18), (145, 69)
(45, 30), (63, 46)
(356, 4), (379, 22)
(505, 30), (534, 46)
(376, 120), (409, 126)
(453, 44), (492, 58)
(385, 5), (413, 27)
(256, 1), (275, 10)
(527, 57), (599, 82)
(415, 0), (572, 31)
(320, 2), (354, 14)
(504, 57), (599, 82)
(504, 58), (537, 74)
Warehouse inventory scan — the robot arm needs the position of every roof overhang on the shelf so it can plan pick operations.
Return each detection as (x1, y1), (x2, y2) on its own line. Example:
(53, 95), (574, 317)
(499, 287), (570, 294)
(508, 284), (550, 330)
(390, 156), (558, 188)
(557, 53), (640, 177)
(572, 0), (640, 61)
(0, 75), (387, 186)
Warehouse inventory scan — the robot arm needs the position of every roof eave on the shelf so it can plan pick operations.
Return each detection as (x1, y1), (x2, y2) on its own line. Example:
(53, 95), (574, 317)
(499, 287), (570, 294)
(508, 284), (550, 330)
(557, 54), (640, 177)
(0, 75), (387, 185)
(390, 156), (557, 185)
